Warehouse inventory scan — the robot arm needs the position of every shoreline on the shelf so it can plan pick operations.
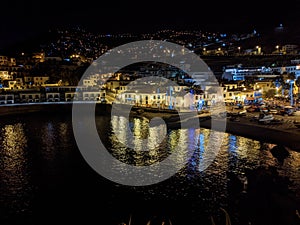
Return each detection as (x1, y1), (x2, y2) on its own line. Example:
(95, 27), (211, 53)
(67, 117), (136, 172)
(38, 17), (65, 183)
(1, 102), (300, 151)
(200, 117), (300, 151)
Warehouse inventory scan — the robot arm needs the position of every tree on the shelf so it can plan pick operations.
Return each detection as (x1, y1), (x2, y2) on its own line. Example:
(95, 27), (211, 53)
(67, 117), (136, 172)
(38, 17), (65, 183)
(296, 77), (300, 89)
(244, 76), (255, 89)
(288, 73), (296, 105)
(263, 89), (276, 99)
(295, 76), (300, 101)
(278, 73), (291, 96)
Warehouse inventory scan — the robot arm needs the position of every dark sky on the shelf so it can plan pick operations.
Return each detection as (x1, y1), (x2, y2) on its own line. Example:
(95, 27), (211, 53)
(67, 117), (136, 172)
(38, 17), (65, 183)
(1, 0), (300, 49)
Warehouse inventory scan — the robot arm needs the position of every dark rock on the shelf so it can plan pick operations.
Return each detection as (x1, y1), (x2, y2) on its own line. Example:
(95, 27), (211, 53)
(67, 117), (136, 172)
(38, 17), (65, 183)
(270, 144), (290, 163)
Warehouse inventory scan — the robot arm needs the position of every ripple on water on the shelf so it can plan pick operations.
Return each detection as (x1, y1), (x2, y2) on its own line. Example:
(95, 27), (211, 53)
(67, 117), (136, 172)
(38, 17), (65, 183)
(0, 114), (299, 225)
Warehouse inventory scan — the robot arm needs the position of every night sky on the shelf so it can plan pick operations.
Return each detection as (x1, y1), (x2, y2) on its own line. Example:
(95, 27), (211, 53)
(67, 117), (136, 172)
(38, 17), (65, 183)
(1, 0), (300, 49)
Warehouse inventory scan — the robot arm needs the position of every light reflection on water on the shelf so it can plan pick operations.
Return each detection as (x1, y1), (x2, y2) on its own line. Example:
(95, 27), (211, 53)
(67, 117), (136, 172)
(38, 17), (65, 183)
(39, 121), (72, 174)
(0, 114), (300, 224)
(0, 117), (74, 224)
(0, 123), (33, 218)
(107, 116), (300, 224)
(109, 115), (268, 178)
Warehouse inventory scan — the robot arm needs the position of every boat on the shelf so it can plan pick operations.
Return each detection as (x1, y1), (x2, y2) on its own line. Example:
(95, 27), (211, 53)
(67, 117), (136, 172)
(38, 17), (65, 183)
(279, 106), (295, 116)
(294, 120), (300, 128)
(258, 112), (274, 124)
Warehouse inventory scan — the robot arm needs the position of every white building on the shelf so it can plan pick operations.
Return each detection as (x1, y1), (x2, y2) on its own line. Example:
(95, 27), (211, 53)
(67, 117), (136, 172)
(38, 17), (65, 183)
(8, 81), (17, 89)
(116, 84), (221, 110)
(0, 94), (14, 104)
(171, 92), (195, 110)
(83, 78), (97, 87)
(82, 90), (106, 101)
(46, 93), (60, 102)
(282, 44), (298, 54)
(65, 92), (79, 101)
(222, 64), (272, 81)
(117, 90), (167, 107)
(0, 56), (16, 66)
(33, 76), (49, 86)
(20, 93), (41, 102)
(0, 71), (13, 80)
(272, 65), (297, 74)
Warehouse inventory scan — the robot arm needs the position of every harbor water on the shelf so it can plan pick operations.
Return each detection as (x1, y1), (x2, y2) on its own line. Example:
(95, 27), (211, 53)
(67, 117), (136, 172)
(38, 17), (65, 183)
(0, 112), (300, 225)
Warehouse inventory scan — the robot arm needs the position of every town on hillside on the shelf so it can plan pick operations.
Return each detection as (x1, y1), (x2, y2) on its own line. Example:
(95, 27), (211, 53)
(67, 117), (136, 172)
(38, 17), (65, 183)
(0, 26), (300, 116)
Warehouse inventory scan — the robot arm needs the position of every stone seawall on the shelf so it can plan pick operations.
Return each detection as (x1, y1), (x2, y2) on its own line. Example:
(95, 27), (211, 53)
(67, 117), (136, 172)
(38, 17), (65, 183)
(0, 103), (112, 117)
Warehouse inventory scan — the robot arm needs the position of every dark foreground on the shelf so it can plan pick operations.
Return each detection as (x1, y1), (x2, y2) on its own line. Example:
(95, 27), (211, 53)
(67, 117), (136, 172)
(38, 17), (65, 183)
(0, 103), (300, 225)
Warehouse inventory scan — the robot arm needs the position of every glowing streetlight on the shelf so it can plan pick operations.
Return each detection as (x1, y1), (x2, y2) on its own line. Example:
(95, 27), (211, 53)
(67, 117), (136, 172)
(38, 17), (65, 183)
(276, 45), (280, 54)
(256, 46), (261, 55)
(290, 80), (295, 106)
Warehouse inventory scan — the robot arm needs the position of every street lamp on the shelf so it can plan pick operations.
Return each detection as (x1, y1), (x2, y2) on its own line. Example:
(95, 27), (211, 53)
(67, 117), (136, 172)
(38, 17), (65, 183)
(238, 46), (241, 55)
(256, 46), (261, 55)
(276, 45), (280, 54)
(290, 80), (295, 106)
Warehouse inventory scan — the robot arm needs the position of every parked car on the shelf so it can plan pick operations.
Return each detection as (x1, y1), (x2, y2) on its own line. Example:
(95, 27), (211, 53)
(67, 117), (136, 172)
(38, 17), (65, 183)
(258, 112), (274, 124)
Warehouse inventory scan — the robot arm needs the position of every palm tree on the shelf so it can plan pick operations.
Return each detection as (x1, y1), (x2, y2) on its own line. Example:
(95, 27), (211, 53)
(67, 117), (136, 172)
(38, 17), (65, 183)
(278, 72), (295, 98)
(295, 76), (300, 104)
(279, 73), (288, 96)
(244, 76), (255, 89)
(288, 72), (296, 105)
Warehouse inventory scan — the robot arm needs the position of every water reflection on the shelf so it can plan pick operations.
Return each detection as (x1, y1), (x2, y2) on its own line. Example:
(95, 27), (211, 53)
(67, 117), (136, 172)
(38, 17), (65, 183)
(108, 115), (300, 192)
(0, 123), (32, 219)
(111, 116), (167, 153)
(110, 116), (196, 173)
(119, 118), (300, 224)
(0, 114), (300, 225)
(40, 122), (56, 160)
